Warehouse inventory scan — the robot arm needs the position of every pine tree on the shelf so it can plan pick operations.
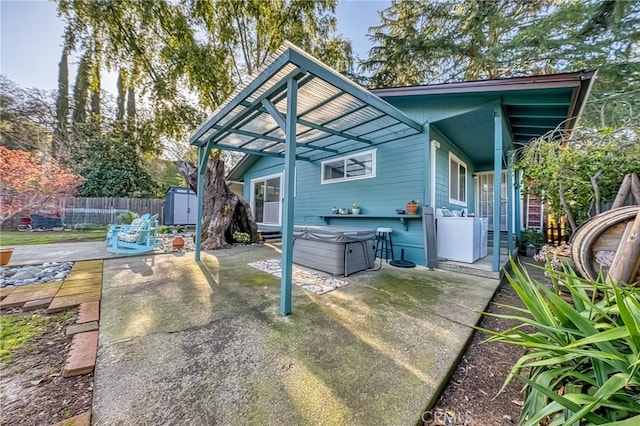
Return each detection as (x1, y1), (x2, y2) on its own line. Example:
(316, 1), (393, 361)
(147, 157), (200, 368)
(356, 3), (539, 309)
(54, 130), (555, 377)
(72, 56), (89, 127)
(53, 48), (69, 160)
(116, 70), (125, 121)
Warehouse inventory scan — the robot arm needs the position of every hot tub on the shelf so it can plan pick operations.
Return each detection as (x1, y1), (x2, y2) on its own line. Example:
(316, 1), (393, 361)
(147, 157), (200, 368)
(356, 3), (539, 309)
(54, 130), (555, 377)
(293, 225), (376, 276)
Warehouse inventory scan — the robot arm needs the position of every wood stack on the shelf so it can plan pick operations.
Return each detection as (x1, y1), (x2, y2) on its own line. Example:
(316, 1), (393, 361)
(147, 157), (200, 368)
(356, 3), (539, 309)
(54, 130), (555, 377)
(571, 174), (640, 286)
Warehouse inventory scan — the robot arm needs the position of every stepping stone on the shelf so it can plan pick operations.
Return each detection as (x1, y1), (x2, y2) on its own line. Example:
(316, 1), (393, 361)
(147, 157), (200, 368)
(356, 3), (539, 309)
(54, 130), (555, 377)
(10, 281), (62, 293)
(66, 321), (98, 338)
(0, 287), (15, 300)
(65, 271), (102, 281)
(47, 294), (101, 313)
(0, 287), (59, 309)
(71, 260), (103, 272)
(60, 278), (102, 288)
(77, 301), (100, 324)
(56, 285), (102, 297)
(62, 331), (98, 377)
(52, 411), (91, 426)
(22, 298), (53, 311)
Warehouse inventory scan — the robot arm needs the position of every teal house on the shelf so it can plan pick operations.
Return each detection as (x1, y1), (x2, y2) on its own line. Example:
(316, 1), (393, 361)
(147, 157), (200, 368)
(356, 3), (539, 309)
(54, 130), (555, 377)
(191, 42), (594, 315)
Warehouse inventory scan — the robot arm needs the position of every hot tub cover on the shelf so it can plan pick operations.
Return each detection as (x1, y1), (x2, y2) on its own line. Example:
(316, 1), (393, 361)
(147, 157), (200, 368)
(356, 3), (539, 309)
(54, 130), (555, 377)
(293, 225), (376, 243)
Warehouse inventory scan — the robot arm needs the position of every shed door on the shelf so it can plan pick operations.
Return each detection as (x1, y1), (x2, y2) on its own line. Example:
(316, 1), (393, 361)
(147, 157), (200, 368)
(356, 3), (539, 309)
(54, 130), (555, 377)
(174, 193), (191, 224)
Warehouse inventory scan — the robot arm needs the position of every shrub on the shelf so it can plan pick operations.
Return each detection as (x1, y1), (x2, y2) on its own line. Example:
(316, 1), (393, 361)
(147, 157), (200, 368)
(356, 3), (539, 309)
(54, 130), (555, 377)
(157, 225), (170, 234)
(116, 211), (139, 225)
(477, 260), (640, 425)
(232, 231), (250, 243)
(71, 223), (107, 231)
(519, 228), (546, 248)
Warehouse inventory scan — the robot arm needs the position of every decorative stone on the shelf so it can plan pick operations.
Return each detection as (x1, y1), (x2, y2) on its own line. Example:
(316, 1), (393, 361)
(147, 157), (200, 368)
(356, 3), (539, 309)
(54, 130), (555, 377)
(22, 298), (54, 311)
(66, 321), (99, 338)
(0, 262), (73, 287)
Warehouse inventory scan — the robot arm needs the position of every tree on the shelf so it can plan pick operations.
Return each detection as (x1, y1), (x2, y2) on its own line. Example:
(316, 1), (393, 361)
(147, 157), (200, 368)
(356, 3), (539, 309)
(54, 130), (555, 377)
(515, 115), (640, 232)
(57, 0), (354, 248)
(176, 158), (260, 249)
(0, 146), (84, 224)
(362, 0), (553, 87)
(361, 0), (640, 130)
(72, 55), (89, 128)
(53, 48), (69, 160)
(77, 134), (158, 197)
(0, 76), (56, 154)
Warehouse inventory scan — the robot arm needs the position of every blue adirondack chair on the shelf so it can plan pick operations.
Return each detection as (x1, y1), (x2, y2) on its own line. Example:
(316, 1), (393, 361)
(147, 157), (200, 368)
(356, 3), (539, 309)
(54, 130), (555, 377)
(107, 214), (159, 254)
(105, 213), (150, 242)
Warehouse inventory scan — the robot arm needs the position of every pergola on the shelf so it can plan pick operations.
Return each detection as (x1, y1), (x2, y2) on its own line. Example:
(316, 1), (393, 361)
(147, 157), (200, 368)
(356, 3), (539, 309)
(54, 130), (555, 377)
(190, 42), (423, 315)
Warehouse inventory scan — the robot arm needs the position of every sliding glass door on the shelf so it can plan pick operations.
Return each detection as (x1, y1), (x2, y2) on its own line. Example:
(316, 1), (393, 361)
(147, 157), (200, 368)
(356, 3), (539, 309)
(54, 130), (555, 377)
(251, 174), (282, 225)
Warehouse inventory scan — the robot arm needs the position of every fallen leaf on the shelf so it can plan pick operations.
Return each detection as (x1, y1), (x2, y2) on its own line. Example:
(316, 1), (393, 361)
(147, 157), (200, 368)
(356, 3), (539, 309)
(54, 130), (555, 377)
(30, 379), (43, 386)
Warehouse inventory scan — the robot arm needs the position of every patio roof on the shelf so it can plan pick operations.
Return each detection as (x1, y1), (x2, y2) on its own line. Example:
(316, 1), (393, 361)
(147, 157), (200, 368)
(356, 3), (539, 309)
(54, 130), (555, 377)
(189, 42), (423, 162)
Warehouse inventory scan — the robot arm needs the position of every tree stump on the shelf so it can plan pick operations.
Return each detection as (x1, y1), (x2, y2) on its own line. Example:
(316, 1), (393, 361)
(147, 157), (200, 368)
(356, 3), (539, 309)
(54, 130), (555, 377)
(175, 159), (260, 250)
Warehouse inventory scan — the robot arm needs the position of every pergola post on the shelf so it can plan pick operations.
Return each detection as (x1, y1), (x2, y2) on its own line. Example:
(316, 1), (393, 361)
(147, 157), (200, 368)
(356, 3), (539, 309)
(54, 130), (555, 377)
(195, 145), (205, 261)
(492, 106), (503, 272)
(280, 78), (298, 316)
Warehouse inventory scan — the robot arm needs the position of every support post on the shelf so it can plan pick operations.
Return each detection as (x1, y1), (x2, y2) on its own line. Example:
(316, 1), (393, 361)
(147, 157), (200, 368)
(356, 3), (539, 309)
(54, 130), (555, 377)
(280, 78), (298, 316)
(507, 153), (514, 252)
(492, 106), (503, 272)
(195, 146), (205, 261)
(423, 123), (431, 206)
(514, 167), (522, 241)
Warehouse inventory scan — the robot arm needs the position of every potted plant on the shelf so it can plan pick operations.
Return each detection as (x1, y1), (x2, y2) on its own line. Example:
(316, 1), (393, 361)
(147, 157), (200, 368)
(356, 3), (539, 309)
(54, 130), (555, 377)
(331, 206), (339, 214)
(518, 228), (546, 256)
(406, 200), (419, 215)
(352, 203), (360, 215)
(0, 247), (14, 266)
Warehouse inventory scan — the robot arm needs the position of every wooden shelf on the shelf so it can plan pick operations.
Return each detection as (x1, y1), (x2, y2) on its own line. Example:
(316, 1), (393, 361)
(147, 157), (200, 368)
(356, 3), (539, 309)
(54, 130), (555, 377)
(318, 214), (421, 231)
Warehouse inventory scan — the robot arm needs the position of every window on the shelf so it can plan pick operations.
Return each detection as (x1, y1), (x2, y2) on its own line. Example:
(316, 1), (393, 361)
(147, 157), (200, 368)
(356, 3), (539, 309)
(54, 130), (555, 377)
(251, 173), (282, 225)
(321, 149), (376, 184)
(449, 152), (467, 206)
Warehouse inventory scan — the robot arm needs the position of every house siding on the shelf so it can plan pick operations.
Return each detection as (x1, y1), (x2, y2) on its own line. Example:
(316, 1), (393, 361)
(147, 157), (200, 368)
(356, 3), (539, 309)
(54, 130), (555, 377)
(243, 133), (428, 264)
(430, 127), (476, 213)
(240, 95), (513, 267)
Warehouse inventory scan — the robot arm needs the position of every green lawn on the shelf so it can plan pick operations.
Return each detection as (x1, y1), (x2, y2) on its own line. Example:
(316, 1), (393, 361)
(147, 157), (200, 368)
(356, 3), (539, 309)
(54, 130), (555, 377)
(0, 311), (74, 364)
(0, 230), (106, 246)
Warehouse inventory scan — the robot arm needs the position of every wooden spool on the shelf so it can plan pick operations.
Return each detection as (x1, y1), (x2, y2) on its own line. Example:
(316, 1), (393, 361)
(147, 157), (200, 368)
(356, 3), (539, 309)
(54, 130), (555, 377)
(571, 205), (640, 284)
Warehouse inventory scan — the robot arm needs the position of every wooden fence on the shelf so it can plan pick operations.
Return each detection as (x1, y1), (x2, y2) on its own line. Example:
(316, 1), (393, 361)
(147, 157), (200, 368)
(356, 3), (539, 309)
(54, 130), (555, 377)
(59, 197), (165, 226)
(543, 224), (570, 245)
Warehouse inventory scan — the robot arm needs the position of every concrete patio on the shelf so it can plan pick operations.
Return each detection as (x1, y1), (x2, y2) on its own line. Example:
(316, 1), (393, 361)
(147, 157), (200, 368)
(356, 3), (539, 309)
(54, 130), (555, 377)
(93, 243), (501, 425)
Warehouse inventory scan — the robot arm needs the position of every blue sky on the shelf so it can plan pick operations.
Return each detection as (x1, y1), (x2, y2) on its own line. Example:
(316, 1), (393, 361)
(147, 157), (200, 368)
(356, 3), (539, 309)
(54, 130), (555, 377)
(0, 0), (389, 92)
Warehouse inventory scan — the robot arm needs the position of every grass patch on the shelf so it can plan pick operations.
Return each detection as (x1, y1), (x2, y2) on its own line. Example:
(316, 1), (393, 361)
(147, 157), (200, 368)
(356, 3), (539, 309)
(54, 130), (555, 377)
(0, 311), (74, 364)
(0, 230), (106, 246)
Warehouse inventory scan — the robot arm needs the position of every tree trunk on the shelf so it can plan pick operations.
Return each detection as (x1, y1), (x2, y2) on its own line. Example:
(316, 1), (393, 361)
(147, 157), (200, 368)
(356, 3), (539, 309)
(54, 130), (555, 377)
(175, 159), (260, 249)
(559, 182), (577, 233)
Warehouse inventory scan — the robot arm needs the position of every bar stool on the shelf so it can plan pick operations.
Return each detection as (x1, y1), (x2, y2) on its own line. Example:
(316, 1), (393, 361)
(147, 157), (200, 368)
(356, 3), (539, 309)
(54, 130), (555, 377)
(375, 227), (394, 262)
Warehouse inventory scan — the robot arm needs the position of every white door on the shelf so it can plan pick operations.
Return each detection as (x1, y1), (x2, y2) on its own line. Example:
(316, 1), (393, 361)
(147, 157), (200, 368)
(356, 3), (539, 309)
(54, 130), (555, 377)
(174, 193), (190, 224)
(475, 171), (507, 232)
(251, 174), (282, 225)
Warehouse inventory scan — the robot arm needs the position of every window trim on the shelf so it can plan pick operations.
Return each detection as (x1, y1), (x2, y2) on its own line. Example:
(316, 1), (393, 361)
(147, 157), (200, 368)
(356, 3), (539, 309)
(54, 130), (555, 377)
(448, 152), (468, 207)
(250, 172), (283, 226)
(321, 149), (377, 184)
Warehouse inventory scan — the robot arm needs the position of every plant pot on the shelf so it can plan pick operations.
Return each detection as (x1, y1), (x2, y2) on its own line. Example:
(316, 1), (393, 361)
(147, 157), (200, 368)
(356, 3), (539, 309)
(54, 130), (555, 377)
(172, 236), (185, 250)
(406, 203), (419, 215)
(352, 208), (360, 215)
(0, 248), (14, 266)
